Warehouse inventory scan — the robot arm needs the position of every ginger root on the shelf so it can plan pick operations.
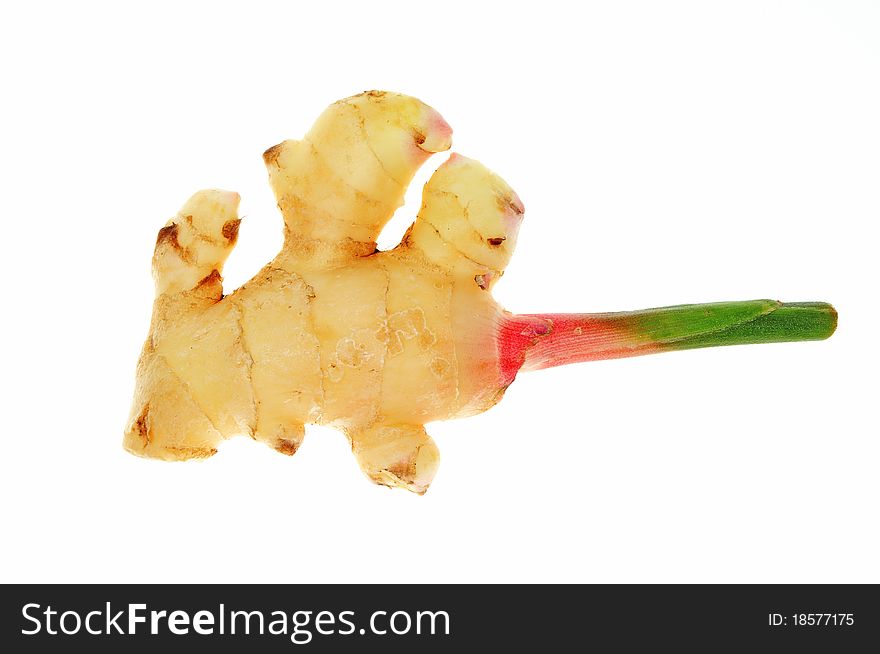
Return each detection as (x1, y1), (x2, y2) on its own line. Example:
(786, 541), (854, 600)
(125, 91), (837, 493)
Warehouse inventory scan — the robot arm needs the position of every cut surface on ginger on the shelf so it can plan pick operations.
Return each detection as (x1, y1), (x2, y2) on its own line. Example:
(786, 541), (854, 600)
(124, 91), (837, 493)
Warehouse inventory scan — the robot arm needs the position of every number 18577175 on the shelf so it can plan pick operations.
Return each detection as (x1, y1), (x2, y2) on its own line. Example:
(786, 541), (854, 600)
(769, 613), (854, 627)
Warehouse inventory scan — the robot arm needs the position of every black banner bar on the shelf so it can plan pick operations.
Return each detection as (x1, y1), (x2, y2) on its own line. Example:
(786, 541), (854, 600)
(1, 584), (877, 651)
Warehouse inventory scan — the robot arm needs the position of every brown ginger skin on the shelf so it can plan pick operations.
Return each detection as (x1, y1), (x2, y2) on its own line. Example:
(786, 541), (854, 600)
(125, 92), (524, 494)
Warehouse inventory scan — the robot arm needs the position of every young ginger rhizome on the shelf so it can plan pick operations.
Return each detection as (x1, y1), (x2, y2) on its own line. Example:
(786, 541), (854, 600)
(125, 91), (837, 493)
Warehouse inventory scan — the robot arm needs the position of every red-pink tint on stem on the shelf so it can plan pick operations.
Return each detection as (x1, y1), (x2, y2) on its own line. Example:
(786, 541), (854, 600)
(497, 313), (662, 386)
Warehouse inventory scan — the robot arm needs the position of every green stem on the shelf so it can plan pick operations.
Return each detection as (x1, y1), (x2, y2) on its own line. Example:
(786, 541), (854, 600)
(515, 300), (837, 372)
(662, 301), (838, 350)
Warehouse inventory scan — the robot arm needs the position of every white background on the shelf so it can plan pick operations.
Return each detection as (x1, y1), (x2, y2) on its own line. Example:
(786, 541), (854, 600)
(1, 1), (877, 583)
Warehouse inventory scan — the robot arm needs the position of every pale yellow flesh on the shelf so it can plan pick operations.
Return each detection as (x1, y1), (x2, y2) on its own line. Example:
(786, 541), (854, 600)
(124, 92), (523, 494)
